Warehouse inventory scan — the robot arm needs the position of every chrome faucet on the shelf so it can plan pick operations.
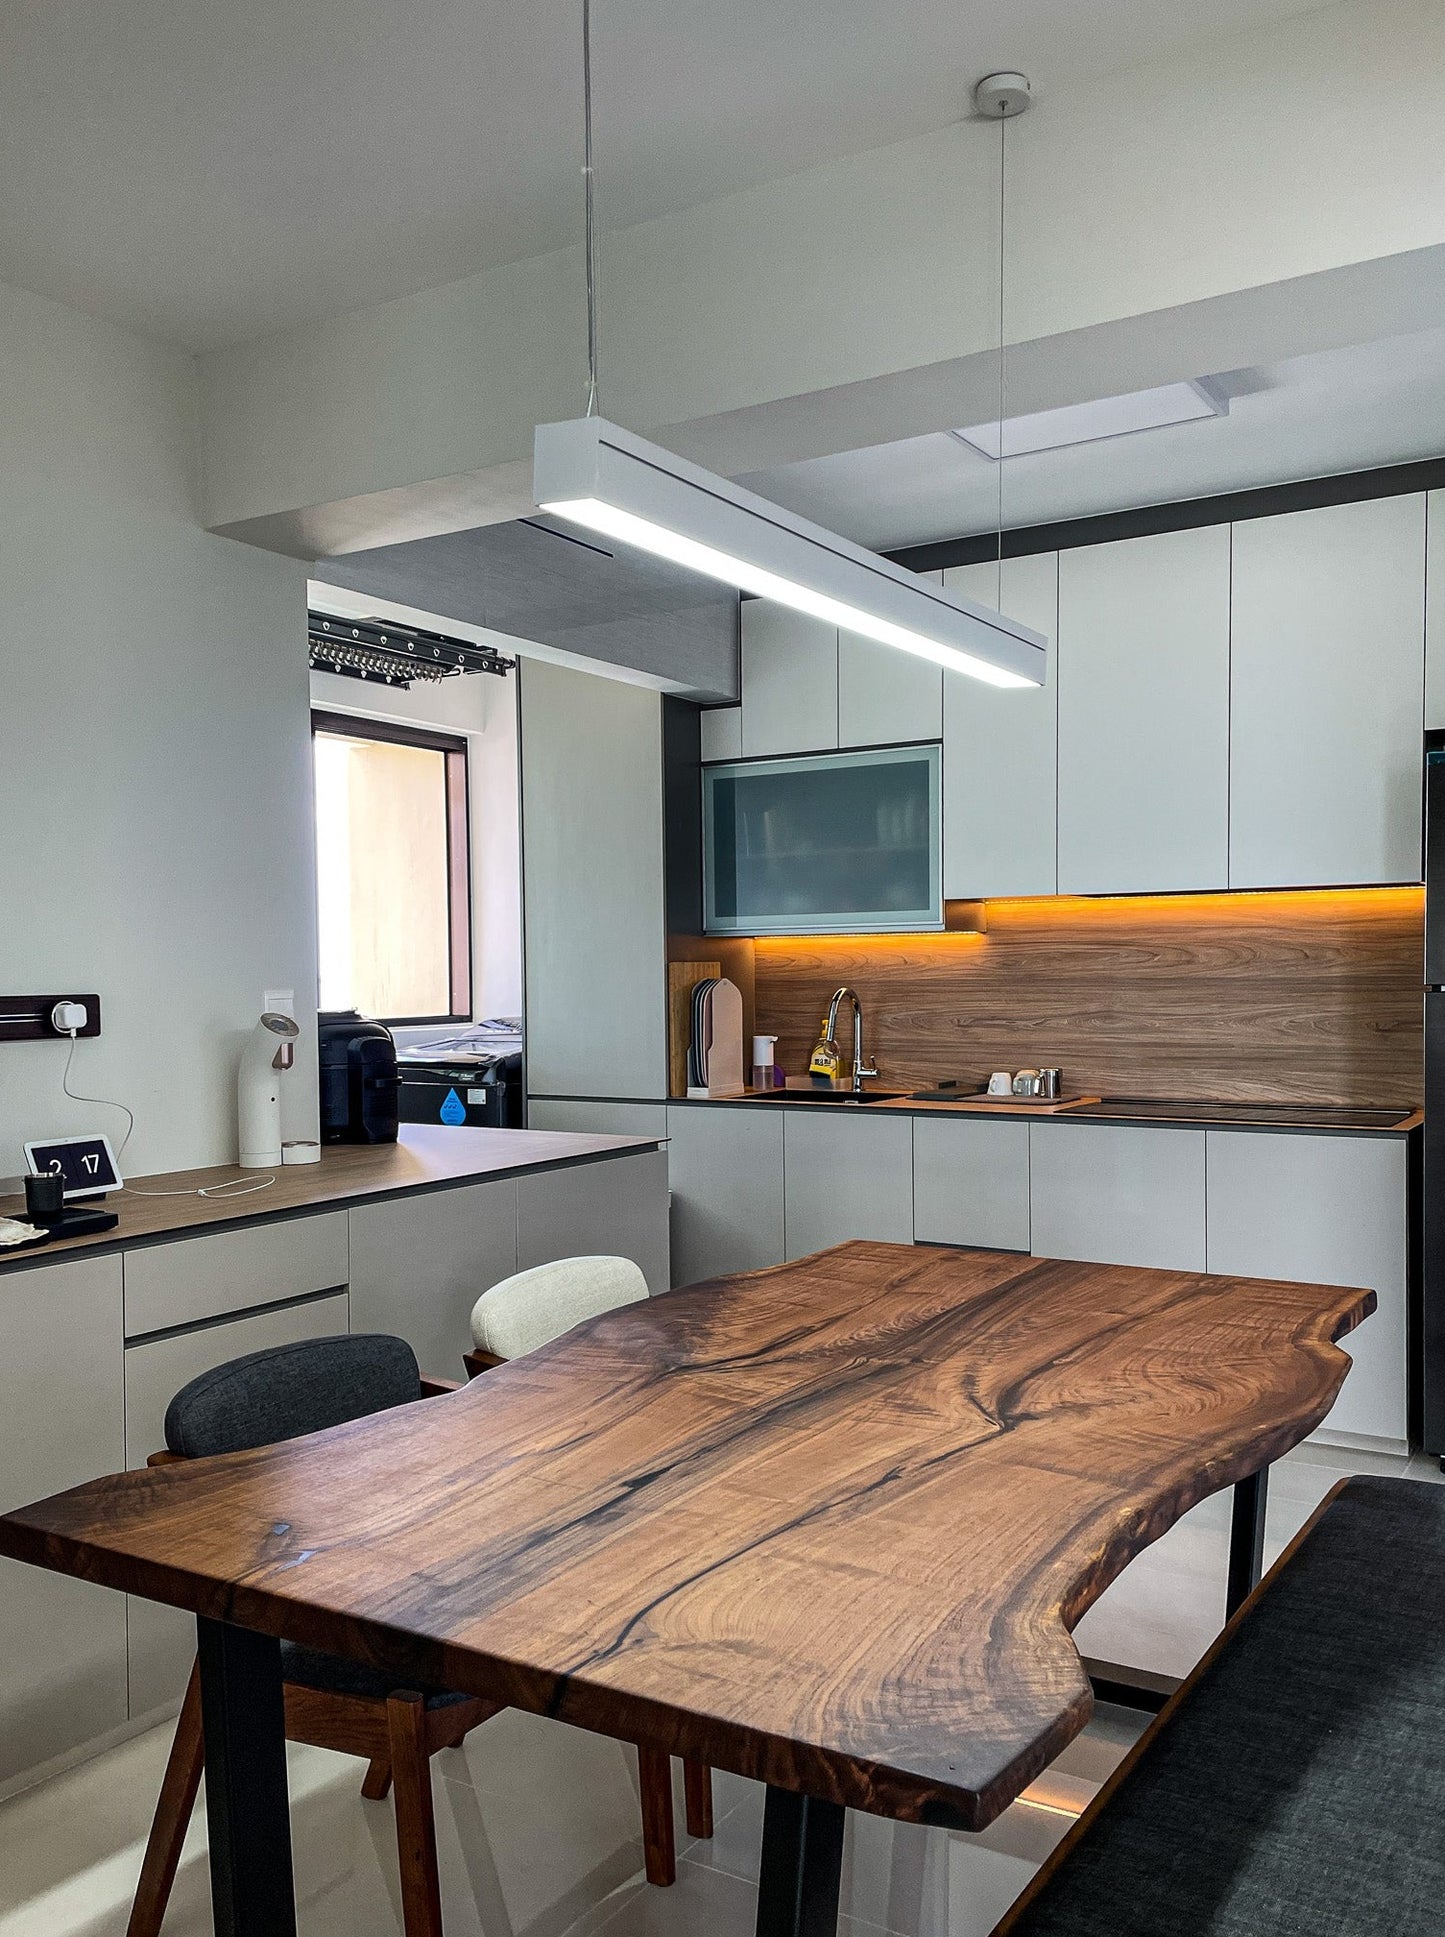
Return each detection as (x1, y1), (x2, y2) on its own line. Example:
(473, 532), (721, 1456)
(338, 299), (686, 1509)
(827, 986), (878, 1095)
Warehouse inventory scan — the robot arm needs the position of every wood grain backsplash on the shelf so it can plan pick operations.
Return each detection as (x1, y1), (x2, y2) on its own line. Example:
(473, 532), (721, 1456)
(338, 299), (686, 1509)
(752, 889), (1424, 1106)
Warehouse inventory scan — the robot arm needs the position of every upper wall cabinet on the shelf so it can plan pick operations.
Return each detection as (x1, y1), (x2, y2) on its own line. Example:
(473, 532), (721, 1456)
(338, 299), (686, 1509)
(520, 658), (668, 1100)
(943, 554), (1059, 899)
(1057, 526), (1231, 895)
(1424, 491), (1445, 732)
(740, 603), (838, 757)
(838, 592), (944, 749)
(1229, 495), (1425, 888)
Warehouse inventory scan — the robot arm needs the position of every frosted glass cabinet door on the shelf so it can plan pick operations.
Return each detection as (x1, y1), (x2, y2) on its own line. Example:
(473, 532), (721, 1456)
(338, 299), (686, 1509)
(1057, 527), (1230, 894)
(1230, 495), (1425, 887)
(741, 602), (838, 756)
(943, 554), (1059, 899)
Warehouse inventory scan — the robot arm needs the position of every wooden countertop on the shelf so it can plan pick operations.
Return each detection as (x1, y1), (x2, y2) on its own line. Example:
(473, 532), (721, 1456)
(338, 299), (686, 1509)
(0, 1241), (1372, 1830)
(0, 1125), (661, 1269)
(670, 1091), (1422, 1134)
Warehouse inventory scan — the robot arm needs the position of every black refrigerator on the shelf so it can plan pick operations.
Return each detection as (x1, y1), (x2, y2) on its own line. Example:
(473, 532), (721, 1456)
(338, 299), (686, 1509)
(1424, 747), (1445, 1453)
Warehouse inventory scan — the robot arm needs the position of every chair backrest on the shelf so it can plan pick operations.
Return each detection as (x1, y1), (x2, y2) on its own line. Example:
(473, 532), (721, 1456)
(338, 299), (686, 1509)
(469, 1255), (648, 1362)
(164, 1333), (422, 1458)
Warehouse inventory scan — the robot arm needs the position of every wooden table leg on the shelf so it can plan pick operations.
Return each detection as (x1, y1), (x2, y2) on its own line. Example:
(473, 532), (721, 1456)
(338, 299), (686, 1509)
(755, 1786), (845, 1937)
(1226, 1466), (1269, 1619)
(196, 1618), (297, 1937)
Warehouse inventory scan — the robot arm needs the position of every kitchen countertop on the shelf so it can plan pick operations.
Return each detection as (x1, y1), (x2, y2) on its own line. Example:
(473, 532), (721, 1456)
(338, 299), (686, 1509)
(0, 1124), (664, 1271)
(670, 1089), (1422, 1135)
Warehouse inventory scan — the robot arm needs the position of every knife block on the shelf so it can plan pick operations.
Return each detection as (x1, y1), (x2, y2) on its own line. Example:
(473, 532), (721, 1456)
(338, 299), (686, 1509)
(687, 977), (746, 1099)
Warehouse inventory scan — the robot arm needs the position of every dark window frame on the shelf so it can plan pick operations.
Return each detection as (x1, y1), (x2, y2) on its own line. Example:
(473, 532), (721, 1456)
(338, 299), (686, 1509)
(311, 708), (473, 1026)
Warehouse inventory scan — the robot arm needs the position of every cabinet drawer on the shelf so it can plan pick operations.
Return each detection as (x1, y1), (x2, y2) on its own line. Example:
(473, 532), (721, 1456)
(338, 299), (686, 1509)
(124, 1288), (350, 1717)
(913, 1117), (1029, 1252)
(123, 1288), (351, 1470)
(123, 1210), (349, 1337)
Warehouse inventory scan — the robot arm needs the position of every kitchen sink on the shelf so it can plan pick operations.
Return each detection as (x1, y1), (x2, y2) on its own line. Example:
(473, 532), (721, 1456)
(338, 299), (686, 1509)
(747, 1087), (910, 1105)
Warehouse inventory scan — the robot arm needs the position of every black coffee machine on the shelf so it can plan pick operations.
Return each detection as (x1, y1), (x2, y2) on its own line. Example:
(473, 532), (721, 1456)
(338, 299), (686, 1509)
(317, 1011), (400, 1143)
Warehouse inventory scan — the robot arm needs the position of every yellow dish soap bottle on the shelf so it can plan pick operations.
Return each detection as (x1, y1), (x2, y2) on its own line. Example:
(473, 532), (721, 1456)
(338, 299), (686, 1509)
(808, 1016), (842, 1084)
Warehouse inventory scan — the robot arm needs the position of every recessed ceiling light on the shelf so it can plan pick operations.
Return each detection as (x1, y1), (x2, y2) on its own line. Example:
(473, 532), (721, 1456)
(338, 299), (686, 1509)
(953, 379), (1228, 461)
(535, 417), (1048, 688)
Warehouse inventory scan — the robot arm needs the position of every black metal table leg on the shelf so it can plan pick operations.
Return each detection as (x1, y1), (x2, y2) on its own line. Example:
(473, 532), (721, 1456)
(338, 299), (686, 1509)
(1225, 1466), (1269, 1620)
(755, 1785), (846, 1937)
(196, 1617), (297, 1937)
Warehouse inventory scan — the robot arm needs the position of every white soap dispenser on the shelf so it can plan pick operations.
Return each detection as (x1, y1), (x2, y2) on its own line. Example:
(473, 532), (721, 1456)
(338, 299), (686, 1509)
(238, 1012), (300, 1168)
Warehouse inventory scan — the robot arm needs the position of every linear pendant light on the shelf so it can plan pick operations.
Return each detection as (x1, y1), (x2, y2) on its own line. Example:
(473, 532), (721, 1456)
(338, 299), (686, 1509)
(531, 8), (1048, 691)
(535, 416), (1046, 688)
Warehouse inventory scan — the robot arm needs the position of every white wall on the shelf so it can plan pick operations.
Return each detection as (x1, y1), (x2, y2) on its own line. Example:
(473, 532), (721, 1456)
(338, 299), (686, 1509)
(0, 276), (317, 1182)
(308, 662), (524, 1022)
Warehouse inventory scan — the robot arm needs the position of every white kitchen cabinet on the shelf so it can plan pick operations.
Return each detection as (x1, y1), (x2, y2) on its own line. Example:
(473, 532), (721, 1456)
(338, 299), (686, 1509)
(837, 633), (943, 748)
(741, 602), (838, 756)
(700, 704), (743, 762)
(1057, 527), (1230, 894)
(1204, 1131), (1408, 1449)
(124, 1289), (351, 1716)
(1029, 1121), (1206, 1271)
(517, 1147), (671, 1295)
(943, 554), (1059, 899)
(123, 1209), (349, 1337)
(520, 657), (668, 1100)
(1428, 492), (1445, 730)
(667, 1104), (785, 1286)
(349, 1177), (518, 1376)
(1229, 495), (1425, 887)
(0, 1256), (127, 1783)
(913, 1116), (1030, 1252)
(528, 1098), (670, 1139)
(782, 1110), (913, 1259)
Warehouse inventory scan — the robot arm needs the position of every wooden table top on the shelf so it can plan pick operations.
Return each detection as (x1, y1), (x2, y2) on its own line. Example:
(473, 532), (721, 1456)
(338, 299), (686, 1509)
(0, 1124), (661, 1267)
(0, 1241), (1372, 1829)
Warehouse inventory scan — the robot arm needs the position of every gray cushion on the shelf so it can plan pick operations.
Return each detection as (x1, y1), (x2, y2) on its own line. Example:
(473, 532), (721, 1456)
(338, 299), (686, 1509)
(1006, 1476), (1445, 1936)
(164, 1333), (421, 1458)
(279, 1639), (472, 1710)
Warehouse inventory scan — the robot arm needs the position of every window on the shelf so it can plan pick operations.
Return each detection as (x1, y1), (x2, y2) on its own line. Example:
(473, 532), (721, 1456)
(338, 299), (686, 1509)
(312, 711), (472, 1023)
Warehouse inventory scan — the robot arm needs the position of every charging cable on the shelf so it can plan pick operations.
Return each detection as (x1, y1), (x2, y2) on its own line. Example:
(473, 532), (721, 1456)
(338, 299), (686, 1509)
(124, 1174), (277, 1201)
(58, 1021), (135, 1159)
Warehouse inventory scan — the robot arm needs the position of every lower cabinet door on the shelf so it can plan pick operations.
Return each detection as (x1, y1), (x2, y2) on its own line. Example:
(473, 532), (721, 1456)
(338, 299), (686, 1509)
(124, 1290), (349, 1718)
(1029, 1122), (1206, 1271)
(349, 1177), (519, 1381)
(782, 1111), (914, 1259)
(667, 1105), (785, 1286)
(0, 1255), (127, 1784)
(913, 1117), (1030, 1252)
(517, 1148), (671, 1295)
(1204, 1131), (1408, 1449)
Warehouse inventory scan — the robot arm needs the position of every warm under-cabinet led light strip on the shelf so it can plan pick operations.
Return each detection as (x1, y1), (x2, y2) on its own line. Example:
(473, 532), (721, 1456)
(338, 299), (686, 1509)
(534, 416), (1048, 689)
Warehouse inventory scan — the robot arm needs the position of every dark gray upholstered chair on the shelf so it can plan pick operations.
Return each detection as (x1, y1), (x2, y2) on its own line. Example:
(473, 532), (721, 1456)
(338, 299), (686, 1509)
(128, 1334), (682, 1937)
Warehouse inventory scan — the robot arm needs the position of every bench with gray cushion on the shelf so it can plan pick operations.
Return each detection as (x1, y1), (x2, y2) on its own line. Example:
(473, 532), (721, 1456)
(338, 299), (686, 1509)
(994, 1475), (1445, 1937)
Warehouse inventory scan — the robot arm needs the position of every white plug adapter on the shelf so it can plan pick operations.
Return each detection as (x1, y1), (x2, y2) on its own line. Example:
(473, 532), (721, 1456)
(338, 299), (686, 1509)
(51, 1001), (88, 1033)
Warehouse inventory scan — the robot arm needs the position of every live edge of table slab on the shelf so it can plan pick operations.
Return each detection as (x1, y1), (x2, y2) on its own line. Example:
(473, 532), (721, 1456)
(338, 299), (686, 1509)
(0, 1240), (1372, 1835)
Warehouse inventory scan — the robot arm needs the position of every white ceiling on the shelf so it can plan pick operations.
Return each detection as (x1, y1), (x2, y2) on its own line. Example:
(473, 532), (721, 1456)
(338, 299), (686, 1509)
(0, 0), (1332, 352)
(738, 327), (1445, 551)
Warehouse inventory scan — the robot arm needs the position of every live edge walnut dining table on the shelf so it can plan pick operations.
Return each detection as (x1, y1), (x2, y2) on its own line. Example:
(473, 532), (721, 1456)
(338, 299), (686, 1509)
(0, 1241), (1372, 1937)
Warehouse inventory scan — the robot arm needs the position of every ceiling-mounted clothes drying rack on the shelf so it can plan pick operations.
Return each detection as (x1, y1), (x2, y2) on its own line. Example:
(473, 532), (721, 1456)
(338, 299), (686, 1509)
(308, 612), (517, 690)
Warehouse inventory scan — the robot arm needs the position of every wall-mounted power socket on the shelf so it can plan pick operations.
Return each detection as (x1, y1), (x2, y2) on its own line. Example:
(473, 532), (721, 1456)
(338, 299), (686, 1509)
(0, 993), (102, 1044)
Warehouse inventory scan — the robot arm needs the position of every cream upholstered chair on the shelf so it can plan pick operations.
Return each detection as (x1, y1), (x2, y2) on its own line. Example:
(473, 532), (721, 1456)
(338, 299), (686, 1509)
(464, 1254), (648, 1371)
(463, 1254), (715, 1862)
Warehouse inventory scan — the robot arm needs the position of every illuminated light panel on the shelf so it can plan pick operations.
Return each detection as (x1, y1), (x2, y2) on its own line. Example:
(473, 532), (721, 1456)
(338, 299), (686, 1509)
(954, 379), (1228, 461)
(534, 418), (1047, 690)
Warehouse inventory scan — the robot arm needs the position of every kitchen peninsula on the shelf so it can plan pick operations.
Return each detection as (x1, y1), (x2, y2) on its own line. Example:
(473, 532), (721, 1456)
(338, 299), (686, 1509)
(0, 1124), (668, 1793)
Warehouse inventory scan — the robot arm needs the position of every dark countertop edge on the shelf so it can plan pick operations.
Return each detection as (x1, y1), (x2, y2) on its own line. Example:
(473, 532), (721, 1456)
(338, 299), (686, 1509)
(0, 1134), (664, 1278)
(653, 1094), (1422, 1137)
